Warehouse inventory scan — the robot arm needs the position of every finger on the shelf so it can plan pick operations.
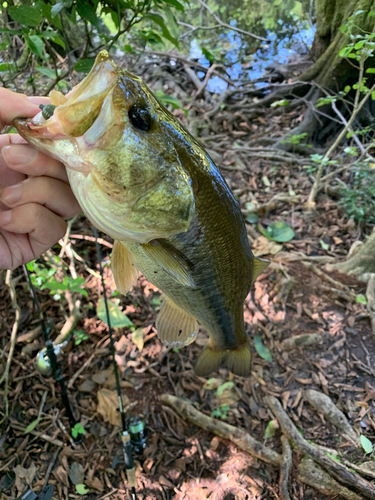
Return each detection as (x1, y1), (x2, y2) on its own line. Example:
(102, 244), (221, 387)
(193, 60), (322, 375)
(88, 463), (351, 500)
(0, 135), (28, 191)
(0, 88), (44, 129)
(2, 144), (68, 182)
(0, 203), (67, 255)
(1, 176), (81, 219)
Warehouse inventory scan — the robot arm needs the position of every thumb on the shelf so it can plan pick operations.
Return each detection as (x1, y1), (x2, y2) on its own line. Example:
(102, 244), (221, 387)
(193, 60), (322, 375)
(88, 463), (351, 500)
(0, 88), (43, 130)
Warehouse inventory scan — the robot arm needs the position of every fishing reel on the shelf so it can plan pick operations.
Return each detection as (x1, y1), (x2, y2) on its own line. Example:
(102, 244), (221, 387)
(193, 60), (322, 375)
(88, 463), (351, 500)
(126, 415), (148, 455)
(36, 338), (70, 376)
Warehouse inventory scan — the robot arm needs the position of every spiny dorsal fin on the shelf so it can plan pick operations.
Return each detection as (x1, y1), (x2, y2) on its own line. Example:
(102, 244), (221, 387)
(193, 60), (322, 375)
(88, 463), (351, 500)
(156, 295), (198, 348)
(111, 241), (138, 295)
(253, 256), (270, 283)
(141, 239), (195, 288)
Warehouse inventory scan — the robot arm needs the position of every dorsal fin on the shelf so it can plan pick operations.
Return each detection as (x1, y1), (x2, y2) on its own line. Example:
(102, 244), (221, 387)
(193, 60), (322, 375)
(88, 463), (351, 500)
(141, 239), (195, 288)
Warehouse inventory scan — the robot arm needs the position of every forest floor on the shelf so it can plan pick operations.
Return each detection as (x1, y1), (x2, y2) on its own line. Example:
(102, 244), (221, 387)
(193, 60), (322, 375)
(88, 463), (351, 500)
(1, 56), (375, 500)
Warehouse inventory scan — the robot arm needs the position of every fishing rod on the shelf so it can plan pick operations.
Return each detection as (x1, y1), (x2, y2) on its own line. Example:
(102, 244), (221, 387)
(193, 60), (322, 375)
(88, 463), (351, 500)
(23, 264), (78, 433)
(93, 227), (146, 500)
(22, 229), (147, 500)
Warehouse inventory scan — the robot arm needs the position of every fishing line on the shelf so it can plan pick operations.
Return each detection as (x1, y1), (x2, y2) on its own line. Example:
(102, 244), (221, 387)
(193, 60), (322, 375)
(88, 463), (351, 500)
(93, 227), (137, 500)
(23, 265), (77, 433)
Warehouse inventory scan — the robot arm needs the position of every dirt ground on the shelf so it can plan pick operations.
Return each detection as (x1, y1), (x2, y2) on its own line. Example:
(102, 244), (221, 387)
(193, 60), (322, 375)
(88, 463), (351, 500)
(1, 58), (375, 500)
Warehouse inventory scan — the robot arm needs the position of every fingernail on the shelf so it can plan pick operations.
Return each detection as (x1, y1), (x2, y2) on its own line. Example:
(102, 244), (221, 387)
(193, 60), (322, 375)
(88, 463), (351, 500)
(2, 184), (22, 204)
(0, 210), (12, 226)
(2, 144), (37, 165)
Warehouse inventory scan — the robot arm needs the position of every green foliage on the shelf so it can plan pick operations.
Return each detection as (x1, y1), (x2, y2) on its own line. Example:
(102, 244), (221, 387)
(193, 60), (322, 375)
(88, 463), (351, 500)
(97, 297), (135, 329)
(75, 484), (89, 495)
(211, 404), (230, 420)
(1, 0), (185, 90)
(338, 164), (375, 225)
(73, 329), (89, 345)
(259, 221), (295, 243)
(253, 334), (273, 362)
(360, 434), (373, 454)
(72, 422), (86, 439)
(26, 260), (87, 298)
(264, 419), (278, 439)
(356, 294), (367, 305)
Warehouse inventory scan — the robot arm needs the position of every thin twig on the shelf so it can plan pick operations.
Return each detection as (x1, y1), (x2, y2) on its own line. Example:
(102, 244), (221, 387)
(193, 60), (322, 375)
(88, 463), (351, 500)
(0, 270), (21, 419)
(196, 0), (268, 42)
(279, 436), (292, 500)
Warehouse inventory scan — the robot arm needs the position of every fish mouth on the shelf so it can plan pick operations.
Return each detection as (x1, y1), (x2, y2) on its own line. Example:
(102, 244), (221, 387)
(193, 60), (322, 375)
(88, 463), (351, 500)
(14, 51), (119, 142)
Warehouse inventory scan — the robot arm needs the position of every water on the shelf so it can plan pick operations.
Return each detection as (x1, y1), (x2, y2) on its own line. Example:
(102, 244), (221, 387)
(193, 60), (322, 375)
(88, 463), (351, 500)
(189, 19), (315, 94)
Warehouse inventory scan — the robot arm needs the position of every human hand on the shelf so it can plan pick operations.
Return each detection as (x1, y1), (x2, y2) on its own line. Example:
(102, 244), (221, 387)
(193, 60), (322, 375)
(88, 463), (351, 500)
(0, 88), (81, 270)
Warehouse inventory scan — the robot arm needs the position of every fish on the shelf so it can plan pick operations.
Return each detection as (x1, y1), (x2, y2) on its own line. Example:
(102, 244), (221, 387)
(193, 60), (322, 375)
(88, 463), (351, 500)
(14, 50), (269, 377)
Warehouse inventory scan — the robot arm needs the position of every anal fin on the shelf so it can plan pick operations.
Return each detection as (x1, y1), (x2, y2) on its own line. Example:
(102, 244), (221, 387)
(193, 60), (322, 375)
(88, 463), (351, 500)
(111, 240), (138, 295)
(156, 295), (198, 348)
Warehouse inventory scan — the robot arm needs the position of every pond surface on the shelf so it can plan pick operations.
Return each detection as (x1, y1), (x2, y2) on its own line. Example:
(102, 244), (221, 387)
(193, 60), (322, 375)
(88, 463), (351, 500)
(190, 21), (315, 93)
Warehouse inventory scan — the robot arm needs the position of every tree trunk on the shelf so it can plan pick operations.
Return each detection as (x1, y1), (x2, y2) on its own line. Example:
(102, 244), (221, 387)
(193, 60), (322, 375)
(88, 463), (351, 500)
(274, 0), (375, 148)
(300, 0), (375, 88)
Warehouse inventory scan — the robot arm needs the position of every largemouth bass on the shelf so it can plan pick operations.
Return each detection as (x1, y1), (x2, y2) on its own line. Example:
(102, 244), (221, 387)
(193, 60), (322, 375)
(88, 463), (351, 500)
(14, 51), (268, 377)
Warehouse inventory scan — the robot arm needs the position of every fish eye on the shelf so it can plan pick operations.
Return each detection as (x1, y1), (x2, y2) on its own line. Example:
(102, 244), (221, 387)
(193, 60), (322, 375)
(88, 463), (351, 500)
(128, 104), (152, 131)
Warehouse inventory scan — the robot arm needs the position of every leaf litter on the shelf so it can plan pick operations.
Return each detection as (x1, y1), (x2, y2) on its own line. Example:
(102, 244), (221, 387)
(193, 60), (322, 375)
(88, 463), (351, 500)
(0, 55), (375, 500)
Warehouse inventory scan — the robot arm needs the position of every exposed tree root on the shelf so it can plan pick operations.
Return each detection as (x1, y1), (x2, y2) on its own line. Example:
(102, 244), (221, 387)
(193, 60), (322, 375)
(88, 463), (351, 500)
(304, 389), (360, 446)
(331, 229), (375, 279)
(279, 436), (292, 500)
(366, 274), (375, 339)
(160, 394), (281, 465)
(280, 333), (326, 352)
(265, 395), (375, 500)
(298, 458), (363, 500)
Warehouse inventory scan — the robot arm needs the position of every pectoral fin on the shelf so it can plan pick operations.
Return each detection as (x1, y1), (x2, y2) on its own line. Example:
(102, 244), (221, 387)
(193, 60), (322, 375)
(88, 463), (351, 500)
(252, 256), (270, 283)
(111, 241), (138, 295)
(141, 239), (195, 288)
(156, 295), (198, 348)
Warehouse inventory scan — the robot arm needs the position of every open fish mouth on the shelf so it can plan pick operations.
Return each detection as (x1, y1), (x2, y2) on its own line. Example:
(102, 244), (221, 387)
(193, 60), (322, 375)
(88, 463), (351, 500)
(14, 51), (119, 141)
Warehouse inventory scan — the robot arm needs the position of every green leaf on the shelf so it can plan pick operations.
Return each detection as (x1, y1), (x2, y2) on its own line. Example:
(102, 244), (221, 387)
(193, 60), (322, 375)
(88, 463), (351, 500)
(0, 27), (22, 34)
(161, 0), (185, 12)
(8, 5), (43, 27)
(74, 59), (95, 73)
(254, 335), (273, 362)
(270, 99), (290, 108)
(97, 298), (134, 329)
(356, 294), (367, 305)
(164, 6), (179, 40)
(344, 85), (351, 93)
(264, 419), (278, 439)
(366, 68), (375, 74)
(216, 381), (234, 397)
(339, 46), (353, 58)
(202, 47), (215, 62)
(71, 422), (86, 438)
(155, 90), (184, 109)
(354, 40), (365, 50)
(76, 0), (99, 28)
(260, 221), (295, 243)
(246, 213), (258, 223)
(0, 63), (16, 72)
(51, 0), (73, 17)
(76, 484), (89, 495)
(360, 434), (373, 454)
(37, 66), (58, 79)
(24, 418), (40, 434)
(146, 13), (179, 48)
(132, 327), (144, 351)
(326, 452), (341, 462)
(26, 35), (44, 58)
(320, 240), (329, 251)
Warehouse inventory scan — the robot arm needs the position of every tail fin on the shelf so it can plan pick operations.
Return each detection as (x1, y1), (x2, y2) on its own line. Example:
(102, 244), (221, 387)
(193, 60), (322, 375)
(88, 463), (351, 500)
(195, 340), (252, 377)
